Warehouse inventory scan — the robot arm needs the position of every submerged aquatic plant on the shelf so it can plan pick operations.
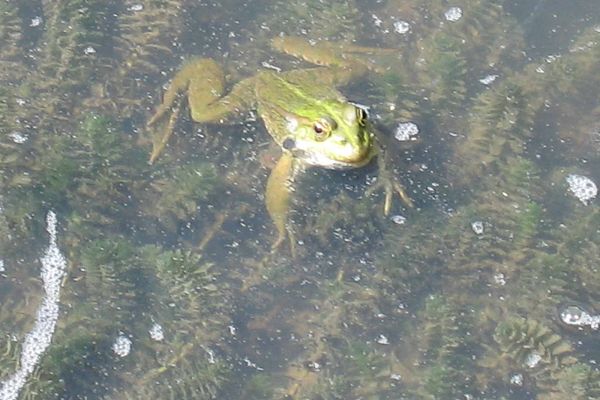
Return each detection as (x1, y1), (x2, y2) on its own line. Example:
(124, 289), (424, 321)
(417, 32), (468, 111)
(268, 0), (362, 41)
(477, 317), (577, 393)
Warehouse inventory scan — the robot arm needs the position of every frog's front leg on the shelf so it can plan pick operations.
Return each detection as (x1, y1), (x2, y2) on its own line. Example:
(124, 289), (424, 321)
(147, 58), (253, 163)
(265, 152), (298, 256)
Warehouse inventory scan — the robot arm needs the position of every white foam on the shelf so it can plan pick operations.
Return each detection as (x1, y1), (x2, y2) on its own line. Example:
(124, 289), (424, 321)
(0, 211), (67, 400)
(566, 174), (597, 205)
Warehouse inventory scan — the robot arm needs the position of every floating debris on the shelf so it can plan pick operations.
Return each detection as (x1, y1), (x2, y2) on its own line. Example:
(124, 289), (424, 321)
(393, 20), (410, 34)
(394, 121), (419, 141)
(560, 305), (600, 330)
(83, 46), (97, 55)
(566, 174), (597, 205)
(0, 260), (4, 273)
(444, 7), (463, 22)
(471, 220), (484, 235)
(0, 212), (67, 400)
(112, 335), (132, 357)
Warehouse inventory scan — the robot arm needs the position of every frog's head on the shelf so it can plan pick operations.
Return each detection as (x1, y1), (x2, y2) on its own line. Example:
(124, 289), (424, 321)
(281, 102), (375, 169)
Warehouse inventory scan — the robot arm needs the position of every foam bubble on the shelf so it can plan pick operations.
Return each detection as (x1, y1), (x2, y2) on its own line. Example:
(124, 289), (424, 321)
(566, 174), (597, 205)
(0, 211), (67, 400)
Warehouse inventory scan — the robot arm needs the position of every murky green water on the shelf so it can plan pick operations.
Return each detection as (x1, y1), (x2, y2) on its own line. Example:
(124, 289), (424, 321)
(1, 1), (599, 399)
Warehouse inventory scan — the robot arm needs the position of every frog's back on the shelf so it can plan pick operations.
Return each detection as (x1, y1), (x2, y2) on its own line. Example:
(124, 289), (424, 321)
(254, 69), (346, 110)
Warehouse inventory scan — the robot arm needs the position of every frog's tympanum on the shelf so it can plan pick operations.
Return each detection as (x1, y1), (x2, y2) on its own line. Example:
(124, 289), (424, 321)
(148, 36), (412, 255)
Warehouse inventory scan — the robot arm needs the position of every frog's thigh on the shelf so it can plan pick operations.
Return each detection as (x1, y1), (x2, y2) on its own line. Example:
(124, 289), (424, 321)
(189, 76), (254, 123)
(265, 153), (295, 253)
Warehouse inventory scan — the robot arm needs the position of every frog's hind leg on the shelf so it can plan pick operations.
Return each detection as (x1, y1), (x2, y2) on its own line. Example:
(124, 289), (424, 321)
(148, 58), (256, 163)
(148, 59), (225, 126)
(265, 152), (297, 256)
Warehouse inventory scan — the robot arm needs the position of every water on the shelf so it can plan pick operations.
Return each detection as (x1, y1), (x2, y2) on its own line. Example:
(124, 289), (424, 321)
(1, 1), (599, 399)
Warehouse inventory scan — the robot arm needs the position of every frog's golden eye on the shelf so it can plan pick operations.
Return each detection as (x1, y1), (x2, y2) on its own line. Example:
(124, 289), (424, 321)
(356, 107), (368, 126)
(313, 121), (327, 140)
(313, 117), (335, 141)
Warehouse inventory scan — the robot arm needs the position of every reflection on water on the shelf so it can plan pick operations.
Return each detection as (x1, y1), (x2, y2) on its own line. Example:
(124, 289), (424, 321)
(1, 1), (599, 399)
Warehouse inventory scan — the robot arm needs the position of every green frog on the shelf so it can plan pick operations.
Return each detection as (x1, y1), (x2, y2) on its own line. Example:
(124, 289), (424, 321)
(147, 36), (412, 255)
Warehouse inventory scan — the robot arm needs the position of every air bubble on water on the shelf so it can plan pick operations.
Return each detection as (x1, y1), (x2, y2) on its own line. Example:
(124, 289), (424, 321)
(471, 221), (484, 235)
(376, 334), (390, 345)
(566, 174), (597, 205)
(493, 273), (506, 286)
(371, 14), (383, 28)
(479, 74), (498, 85)
(30, 17), (42, 27)
(394, 122), (419, 141)
(391, 215), (406, 225)
(128, 4), (144, 12)
(560, 305), (600, 330)
(444, 7), (463, 22)
(112, 335), (132, 357)
(149, 323), (164, 341)
(510, 373), (524, 386)
(525, 352), (542, 368)
(393, 21), (410, 34)
(9, 132), (28, 144)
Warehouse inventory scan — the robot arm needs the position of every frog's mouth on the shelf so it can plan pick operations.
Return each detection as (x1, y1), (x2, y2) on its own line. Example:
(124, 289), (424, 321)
(294, 141), (375, 170)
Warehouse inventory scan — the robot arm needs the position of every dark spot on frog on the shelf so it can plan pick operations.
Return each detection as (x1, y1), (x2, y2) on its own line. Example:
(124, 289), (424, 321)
(282, 137), (296, 150)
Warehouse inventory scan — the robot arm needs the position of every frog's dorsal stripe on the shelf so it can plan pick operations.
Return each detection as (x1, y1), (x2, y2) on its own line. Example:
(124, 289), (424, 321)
(266, 68), (350, 125)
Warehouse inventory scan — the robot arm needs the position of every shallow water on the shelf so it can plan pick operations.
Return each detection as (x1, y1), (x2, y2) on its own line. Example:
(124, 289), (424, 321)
(1, 1), (599, 399)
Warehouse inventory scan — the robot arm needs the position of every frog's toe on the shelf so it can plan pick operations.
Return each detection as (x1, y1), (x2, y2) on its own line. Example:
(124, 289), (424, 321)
(393, 181), (414, 208)
(271, 228), (296, 258)
(368, 176), (413, 215)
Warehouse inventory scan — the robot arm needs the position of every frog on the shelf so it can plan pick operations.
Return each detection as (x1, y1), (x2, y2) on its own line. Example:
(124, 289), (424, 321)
(147, 36), (412, 255)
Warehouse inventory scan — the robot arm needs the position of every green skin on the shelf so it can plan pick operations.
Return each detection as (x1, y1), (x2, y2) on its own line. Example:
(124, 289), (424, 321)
(148, 36), (411, 255)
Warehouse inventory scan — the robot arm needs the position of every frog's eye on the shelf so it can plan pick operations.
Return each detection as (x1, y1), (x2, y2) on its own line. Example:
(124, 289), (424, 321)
(313, 117), (336, 141)
(356, 107), (368, 126)
(313, 121), (327, 140)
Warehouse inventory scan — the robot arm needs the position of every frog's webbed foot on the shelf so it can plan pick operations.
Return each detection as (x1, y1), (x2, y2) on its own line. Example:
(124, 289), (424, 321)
(265, 153), (298, 257)
(366, 173), (413, 215)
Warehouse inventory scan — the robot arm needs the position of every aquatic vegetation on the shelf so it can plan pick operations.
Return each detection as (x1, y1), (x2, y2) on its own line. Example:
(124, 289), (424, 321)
(301, 188), (383, 250)
(1, 0), (599, 398)
(120, 355), (231, 400)
(478, 317), (577, 392)
(0, 1), (23, 81)
(40, 0), (116, 83)
(116, 0), (185, 77)
(452, 81), (539, 186)
(417, 32), (468, 111)
(150, 162), (221, 230)
(0, 333), (21, 380)
(548, 363), (600, 400)
(268, 0), (361, 41)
